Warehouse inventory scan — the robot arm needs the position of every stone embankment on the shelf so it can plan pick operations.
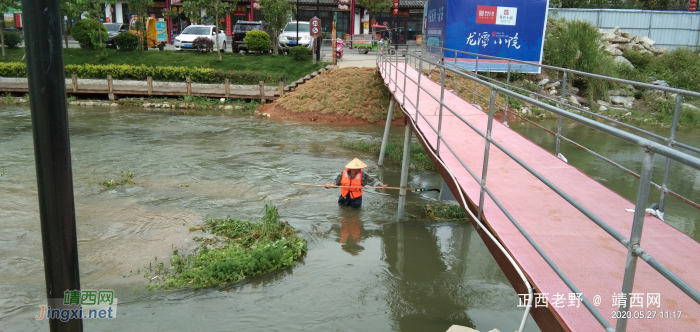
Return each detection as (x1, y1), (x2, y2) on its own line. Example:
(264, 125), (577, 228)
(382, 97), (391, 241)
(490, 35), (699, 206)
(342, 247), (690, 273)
(599, 27), (668, 68)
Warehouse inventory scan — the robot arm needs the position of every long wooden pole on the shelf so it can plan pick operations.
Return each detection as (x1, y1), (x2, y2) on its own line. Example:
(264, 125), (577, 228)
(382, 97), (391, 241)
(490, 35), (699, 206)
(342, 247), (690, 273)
(293, 183), (414, 190)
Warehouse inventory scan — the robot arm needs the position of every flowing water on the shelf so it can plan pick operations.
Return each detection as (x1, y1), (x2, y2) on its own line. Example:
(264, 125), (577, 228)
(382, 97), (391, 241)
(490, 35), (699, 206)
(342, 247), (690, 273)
(0, 106), (536, 332)
(2, 106), (698, 332)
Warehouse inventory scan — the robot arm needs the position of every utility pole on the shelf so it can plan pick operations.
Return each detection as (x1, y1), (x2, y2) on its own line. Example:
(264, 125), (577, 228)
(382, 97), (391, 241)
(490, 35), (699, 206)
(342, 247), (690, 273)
(21, 0), (82, 330)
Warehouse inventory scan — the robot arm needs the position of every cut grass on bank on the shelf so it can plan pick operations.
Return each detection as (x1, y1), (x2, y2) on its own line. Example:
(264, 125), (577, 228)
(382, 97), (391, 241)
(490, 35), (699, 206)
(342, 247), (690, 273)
(0, 48), (324, 84)
(145, 204), (307, 289)
(275, 67), (401, 123)
(340, 140), (435, 171)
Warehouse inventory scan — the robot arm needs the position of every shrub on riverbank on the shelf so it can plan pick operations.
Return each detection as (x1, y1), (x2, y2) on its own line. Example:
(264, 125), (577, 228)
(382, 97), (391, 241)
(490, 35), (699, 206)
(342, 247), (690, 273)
(114, 32), (139, 51)
(71, 19), (107, 48)
(2, 31), (21, 48)
(0, 48), (325, 84)
(543, 18), (619, 100)
(244, 30), (271, 54)
(0, 62), (284, 85)
(146, 204), (307, 289)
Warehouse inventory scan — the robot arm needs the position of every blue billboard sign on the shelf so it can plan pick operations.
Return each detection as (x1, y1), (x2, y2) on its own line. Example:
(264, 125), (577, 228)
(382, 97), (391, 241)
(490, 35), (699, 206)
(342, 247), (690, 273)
(426, 0), (549, 73)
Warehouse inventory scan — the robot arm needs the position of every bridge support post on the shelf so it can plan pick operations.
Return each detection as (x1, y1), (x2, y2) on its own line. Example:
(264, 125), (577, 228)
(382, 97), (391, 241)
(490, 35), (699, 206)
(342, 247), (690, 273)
(658, 94), (682, 219)
(477, 89), (497, 222)
(616, 149), (655, 332)
(397, 123), (413, 220)
(378, 98), (395, 166)
(504, 61), (511, 127)
(556, 72), (568, 158)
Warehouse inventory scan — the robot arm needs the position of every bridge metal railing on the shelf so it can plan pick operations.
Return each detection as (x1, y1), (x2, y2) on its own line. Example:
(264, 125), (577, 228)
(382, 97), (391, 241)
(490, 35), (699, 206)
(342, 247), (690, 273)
(421, 45), (700, 221)
(377, 47), (700, 332)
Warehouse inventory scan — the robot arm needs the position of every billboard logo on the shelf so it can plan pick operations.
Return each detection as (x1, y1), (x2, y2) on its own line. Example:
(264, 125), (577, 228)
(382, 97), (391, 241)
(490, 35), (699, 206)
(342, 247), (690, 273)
(476, 5), (517, 26)
(476, 6), (497, 25)
(497, 7), (518, 26)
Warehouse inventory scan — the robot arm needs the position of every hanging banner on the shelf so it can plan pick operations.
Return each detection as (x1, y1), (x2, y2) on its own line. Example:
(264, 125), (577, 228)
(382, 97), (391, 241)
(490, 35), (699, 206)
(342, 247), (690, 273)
(226, 15), (231, 35)
(426, 0), (549, 73)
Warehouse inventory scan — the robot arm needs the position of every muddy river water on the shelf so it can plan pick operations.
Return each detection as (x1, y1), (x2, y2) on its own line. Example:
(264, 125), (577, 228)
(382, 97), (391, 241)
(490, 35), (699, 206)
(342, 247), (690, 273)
(1, 106), (698, 331)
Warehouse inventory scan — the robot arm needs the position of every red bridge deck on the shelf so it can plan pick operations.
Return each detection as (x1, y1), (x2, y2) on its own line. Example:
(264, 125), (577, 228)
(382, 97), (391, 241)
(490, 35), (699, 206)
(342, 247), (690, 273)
(381, 63), (700, 331)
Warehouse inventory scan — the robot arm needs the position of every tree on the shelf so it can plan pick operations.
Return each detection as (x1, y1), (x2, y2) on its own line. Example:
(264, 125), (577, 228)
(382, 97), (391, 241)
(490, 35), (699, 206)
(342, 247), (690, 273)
(86, 0), (116, 56)
(180, 0), (236, 61)
(60, 0), (88, 48)
(260, 0), (291, 55)
(0, 0), (20, 58)
(356, 0), (391, 36)
(127, 0), (154, 50)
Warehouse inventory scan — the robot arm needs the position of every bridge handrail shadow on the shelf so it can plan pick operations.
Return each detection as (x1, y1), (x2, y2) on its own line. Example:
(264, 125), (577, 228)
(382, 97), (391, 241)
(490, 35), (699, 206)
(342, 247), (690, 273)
(377, 47), (700, 332)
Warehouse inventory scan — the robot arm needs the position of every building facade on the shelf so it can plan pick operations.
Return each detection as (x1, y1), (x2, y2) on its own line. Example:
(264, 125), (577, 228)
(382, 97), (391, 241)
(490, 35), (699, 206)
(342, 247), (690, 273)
(101, 0), (426, 45)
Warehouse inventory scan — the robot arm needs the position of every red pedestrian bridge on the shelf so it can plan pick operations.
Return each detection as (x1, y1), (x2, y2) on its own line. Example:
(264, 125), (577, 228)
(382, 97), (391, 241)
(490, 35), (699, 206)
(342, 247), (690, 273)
(376, 47), (700, 332)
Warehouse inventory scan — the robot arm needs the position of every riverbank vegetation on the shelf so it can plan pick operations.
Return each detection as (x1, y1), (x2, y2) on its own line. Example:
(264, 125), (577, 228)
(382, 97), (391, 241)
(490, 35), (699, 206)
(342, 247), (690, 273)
(413, 203), (469, 222)
(0, 48), (324, 84)
(146, 204), (307, 289)
(340, 140), (435, 171)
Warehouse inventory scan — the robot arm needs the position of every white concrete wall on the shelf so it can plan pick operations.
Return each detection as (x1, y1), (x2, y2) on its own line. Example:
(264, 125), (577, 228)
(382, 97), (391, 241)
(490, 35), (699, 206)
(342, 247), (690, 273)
(115, 2), (123, 24)
(354, 9), (360, 35)
(105, 4), (112, 22)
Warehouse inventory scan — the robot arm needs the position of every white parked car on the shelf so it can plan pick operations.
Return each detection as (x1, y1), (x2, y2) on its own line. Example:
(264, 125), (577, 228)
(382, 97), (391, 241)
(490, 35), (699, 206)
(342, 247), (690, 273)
(174, 25), (227, 52)
(279, 22), (312, 52)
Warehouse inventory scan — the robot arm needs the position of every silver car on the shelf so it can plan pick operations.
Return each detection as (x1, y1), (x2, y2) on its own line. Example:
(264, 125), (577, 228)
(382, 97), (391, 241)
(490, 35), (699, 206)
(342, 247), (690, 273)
(278, 22), (312, 52)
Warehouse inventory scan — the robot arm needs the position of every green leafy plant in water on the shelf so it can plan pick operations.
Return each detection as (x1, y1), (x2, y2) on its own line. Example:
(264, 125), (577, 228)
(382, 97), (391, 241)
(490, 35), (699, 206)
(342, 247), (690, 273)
(412, 203), (468, 221)
(101, 170), (136, 187)
(145, 204), (307, 289)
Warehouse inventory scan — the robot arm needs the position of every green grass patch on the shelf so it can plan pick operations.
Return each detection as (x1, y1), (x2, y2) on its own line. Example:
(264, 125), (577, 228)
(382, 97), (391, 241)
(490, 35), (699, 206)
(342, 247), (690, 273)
(340, 140), (435, 171)
(0, 48), (324, 84)
(146, 204), (307, 289)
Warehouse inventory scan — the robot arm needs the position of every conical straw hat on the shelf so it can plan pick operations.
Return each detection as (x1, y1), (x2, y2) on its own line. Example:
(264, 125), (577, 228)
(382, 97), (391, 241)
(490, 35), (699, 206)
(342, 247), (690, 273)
(345, 158), (368, 169)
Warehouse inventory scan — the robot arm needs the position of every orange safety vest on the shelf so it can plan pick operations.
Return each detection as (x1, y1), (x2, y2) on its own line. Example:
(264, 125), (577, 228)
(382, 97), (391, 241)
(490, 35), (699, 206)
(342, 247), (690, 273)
(340, 169), (363, 199)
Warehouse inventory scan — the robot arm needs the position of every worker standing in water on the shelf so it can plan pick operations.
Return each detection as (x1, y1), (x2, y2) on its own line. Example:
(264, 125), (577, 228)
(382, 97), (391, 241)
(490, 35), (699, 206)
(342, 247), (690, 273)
(325, 158), (387, 208)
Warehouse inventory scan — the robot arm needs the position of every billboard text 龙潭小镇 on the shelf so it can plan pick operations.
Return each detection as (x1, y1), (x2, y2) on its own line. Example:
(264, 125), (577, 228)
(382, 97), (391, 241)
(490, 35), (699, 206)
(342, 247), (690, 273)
(425, 0), (549, 73)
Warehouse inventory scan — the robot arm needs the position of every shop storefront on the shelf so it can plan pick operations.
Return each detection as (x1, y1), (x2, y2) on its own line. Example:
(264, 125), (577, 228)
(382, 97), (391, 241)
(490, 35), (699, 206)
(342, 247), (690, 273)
(244, 0), (424, 42)
(102, 0), (424, 44)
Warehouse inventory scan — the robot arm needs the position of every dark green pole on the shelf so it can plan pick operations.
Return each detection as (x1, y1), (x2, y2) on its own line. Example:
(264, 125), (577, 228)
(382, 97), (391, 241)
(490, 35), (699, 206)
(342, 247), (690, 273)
(21, 0), (82, 330)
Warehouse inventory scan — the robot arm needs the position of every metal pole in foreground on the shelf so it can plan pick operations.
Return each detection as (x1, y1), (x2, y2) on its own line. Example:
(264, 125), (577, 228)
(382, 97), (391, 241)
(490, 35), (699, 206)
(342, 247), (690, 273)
(397, 124), (413, 219)
(615, 149), (655, 332)
(22, 0), (82, 330)
(378, 98), (395, 166)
